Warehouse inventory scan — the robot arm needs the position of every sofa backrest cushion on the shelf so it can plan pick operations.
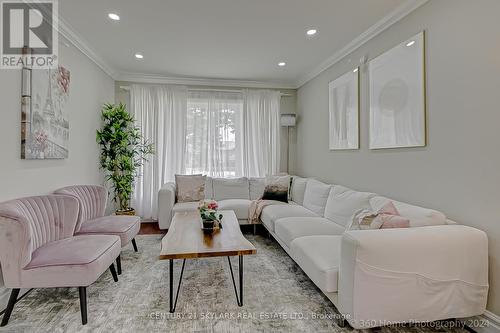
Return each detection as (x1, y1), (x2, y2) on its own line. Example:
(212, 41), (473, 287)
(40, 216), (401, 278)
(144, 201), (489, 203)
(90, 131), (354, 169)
(204, 177), (214, 199)
(291, 176), (308, 205)
(302, 179), (332, 216)
(212, 177), (250, 200)
(370, 196), (447, 227)
(324, 185), (375, 227)
(249, 177), (266, 200)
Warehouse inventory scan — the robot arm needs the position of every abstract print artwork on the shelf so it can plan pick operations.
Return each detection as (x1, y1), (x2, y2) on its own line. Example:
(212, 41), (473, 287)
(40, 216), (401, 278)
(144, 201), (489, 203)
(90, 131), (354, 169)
(21, 66), (70, 159)
(369, 31), (425, 149)
(328, 68), (359, 150)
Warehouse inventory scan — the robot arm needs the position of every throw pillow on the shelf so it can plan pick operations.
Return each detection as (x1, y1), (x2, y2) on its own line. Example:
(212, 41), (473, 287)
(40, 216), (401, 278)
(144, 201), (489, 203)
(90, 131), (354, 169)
(175, 174), (206, 203)
(261, 175), (290, 203)
(349, 209), (377, 230)
(372, 201), (410, 229)
(350, 201), (410, 230)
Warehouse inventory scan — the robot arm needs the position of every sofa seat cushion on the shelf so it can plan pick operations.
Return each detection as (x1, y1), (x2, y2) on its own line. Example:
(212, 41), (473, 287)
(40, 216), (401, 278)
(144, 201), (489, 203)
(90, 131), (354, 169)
(261, 204), (318, 231)
(22, 234), (121, 288)
(76, 215), (140, 247)
(218, 199), (252, 220)
(291, 235), (341, 293)
(172, 202), (199, 213)
(275, 217), (345, 248)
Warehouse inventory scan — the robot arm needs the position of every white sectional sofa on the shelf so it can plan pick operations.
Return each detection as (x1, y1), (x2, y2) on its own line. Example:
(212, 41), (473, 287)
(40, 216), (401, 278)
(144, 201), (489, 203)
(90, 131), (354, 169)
(158, 176), (489, 329)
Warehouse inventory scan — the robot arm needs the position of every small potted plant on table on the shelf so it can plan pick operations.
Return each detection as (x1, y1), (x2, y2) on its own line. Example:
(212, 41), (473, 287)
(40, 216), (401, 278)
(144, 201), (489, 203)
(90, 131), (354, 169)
(198, 200), (223, 234)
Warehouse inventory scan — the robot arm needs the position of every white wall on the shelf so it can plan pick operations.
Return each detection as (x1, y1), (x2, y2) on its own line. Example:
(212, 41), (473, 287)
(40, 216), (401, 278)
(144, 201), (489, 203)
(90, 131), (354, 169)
(295, 0), (500, 316)
(0, 37), (115, 310)
(115, 82), (297, 174)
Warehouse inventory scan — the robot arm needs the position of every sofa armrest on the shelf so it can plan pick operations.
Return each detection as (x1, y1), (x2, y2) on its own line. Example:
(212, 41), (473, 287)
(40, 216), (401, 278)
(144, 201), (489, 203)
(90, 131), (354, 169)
(158, 182), (176, 230)
(339, 225), (488, 329)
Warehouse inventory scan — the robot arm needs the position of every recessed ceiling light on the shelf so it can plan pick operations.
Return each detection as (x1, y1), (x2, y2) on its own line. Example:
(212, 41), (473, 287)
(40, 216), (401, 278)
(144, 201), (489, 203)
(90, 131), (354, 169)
(353, 68), (358, 73)
(306, 29), (317, 36)
(278, 62), (286, 67)
(135, 53), (144, 59)
(108, 13), (120, 21)
(406, 40), (415, 47)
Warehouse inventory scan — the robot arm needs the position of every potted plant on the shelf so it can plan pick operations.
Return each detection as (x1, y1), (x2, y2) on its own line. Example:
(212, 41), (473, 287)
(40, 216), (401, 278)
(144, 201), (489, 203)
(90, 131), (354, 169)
(96, 103), (154, 215)
(198, 200), (223, 233)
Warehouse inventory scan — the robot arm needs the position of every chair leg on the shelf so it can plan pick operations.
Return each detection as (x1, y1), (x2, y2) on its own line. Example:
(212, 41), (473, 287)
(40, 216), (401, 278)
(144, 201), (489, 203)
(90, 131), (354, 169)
(116, 255), (122, 275)
(131, 238), (138, 252)
(109, 263), (119, 282)
(78, 287), (87, 325)
(1, 288), (20, 327)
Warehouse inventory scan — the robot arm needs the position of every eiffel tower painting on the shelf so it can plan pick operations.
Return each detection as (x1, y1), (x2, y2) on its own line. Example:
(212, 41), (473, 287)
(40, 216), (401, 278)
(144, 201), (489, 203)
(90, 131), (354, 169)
(21, 66), (70, 159)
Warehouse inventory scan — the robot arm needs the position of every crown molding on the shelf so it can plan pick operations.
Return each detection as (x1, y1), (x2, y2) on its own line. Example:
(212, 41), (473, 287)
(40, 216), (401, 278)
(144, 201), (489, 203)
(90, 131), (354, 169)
(116, 72), (296, 89)
(57, 17), (118, 79)
(294, 0), (429, 88)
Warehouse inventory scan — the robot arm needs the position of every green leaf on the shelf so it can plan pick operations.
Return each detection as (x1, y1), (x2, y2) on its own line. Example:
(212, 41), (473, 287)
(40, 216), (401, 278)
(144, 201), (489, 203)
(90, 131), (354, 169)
(96, 102), (155, 210)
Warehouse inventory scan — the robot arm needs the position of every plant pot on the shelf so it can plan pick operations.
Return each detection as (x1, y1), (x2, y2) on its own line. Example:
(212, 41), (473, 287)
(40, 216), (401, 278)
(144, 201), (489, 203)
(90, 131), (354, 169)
(116, 208), (135, 216)
(202, 219), (215, 234)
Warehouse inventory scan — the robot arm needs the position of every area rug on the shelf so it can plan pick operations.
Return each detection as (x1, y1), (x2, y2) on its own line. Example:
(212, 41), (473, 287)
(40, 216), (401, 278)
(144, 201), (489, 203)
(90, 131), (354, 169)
(0, 234), (469, 333)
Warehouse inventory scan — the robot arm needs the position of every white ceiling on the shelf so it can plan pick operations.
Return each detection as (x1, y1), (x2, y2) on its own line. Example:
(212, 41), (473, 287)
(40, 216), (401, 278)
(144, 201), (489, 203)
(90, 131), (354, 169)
(59, 0), (423, 88)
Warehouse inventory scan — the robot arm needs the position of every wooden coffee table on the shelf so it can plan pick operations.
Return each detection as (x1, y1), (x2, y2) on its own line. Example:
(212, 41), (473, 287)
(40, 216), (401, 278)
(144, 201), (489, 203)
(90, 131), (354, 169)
(159, 210), (257, 312)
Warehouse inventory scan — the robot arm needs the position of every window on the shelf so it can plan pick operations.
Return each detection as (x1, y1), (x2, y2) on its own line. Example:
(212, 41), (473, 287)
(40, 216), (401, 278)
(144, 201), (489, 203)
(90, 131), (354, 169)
(184, 91), (243, 177)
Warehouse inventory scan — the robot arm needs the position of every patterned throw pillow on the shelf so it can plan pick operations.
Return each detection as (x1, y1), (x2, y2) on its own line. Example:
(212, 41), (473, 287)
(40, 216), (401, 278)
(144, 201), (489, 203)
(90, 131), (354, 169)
(175, 174), (206, 203)
(350, 201), (410, 230)
(373, 201), (410, 229)
(261, 175), (290, 203)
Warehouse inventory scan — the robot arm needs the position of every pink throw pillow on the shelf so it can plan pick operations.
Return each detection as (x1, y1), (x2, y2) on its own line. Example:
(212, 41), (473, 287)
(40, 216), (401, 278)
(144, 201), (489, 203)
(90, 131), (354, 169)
(373, 202), (410, 229)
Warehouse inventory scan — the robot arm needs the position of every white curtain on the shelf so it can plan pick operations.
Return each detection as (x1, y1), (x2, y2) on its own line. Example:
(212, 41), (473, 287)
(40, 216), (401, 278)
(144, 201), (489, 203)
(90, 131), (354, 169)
(185, 91), (244, 178)
(131, 84), (188, 220)
(242, 89), (281, 177)
(184, 89), (281, 178)
(130, 86), (280, 219)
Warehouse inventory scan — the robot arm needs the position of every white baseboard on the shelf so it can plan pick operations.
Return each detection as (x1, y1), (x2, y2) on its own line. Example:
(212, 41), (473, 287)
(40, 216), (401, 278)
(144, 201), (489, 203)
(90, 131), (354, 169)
(474, 311), (500, 333)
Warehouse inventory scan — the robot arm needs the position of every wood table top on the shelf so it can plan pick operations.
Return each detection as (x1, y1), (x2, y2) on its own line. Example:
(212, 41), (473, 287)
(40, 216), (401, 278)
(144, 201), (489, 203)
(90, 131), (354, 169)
(159, 210), (257, 260)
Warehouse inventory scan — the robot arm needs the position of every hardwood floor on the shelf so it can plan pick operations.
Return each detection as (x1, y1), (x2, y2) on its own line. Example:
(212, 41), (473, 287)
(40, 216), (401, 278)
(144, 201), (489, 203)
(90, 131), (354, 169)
(139, 221), (263, 236)
(139, 222), (166, 235)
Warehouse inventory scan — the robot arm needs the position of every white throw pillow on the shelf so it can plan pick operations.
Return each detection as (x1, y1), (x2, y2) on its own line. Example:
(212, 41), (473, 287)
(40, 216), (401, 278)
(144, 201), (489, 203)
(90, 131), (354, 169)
(249, 177), (266, 200)
(370, 196), (446, 227)
(212, 177), (250, 200)
(324, 185), (375, 227)
(302, 179), (332, 216)
(291, 176), (308, 205)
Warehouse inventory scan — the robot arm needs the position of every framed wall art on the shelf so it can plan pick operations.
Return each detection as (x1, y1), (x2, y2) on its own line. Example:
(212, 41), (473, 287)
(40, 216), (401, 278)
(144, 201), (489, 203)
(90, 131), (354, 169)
(369, 31), (425, 149)
(328, 68), (359, 150)
(21, 66), (70, 159)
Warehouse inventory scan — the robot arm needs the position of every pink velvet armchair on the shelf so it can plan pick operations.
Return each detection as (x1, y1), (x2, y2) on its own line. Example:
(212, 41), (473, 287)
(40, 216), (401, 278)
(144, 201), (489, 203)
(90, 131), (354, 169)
(54, 185), (141, 275)
(0, 195), (121, 326)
